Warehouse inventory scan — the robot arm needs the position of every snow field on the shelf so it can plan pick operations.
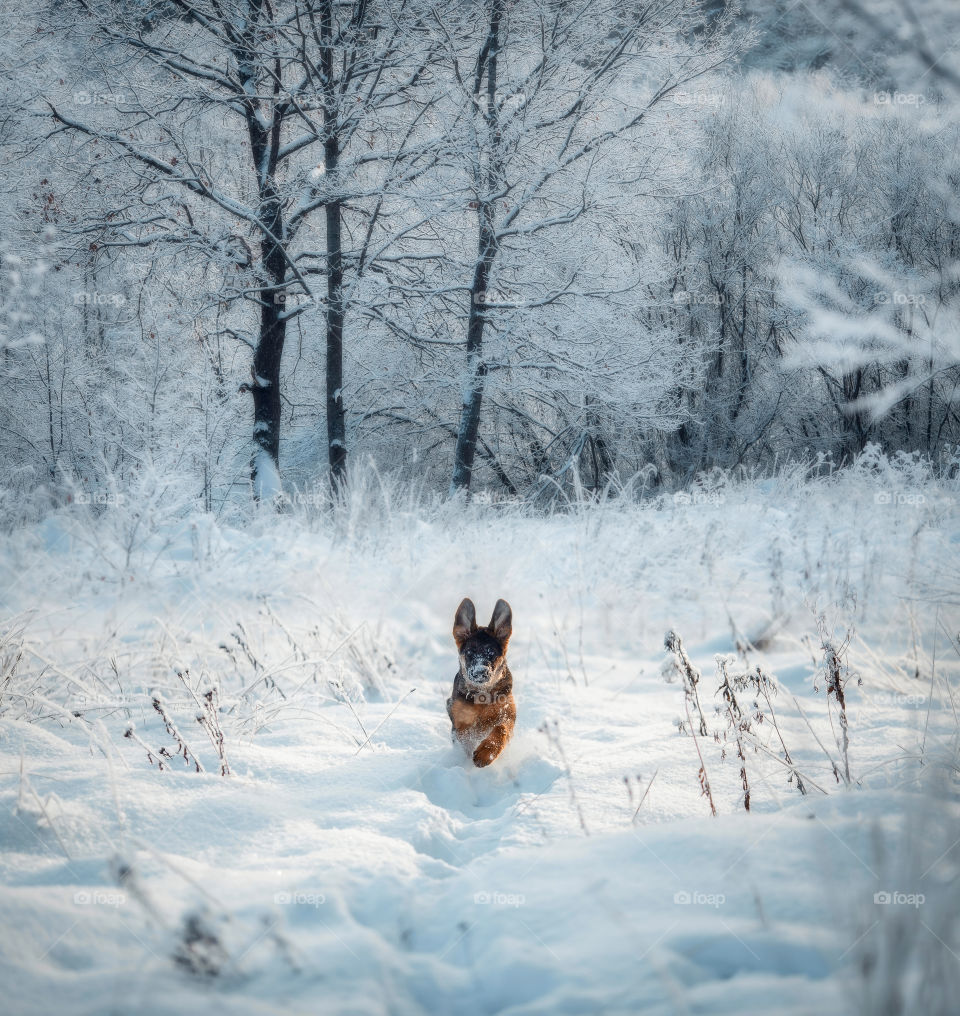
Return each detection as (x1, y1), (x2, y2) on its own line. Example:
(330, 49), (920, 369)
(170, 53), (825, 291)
(1, 459), (959, 1013)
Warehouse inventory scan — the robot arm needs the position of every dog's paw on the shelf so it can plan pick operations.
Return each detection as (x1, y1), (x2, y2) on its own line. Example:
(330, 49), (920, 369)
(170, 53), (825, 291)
(472, 745), (498, 768)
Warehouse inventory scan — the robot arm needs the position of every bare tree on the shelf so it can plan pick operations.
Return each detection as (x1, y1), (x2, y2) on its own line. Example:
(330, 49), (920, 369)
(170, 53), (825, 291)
(436, 0), (738, 493)
(47, 0), (440, 500)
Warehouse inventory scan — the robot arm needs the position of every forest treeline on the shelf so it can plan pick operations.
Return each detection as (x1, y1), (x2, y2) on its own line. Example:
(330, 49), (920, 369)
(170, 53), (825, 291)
(0, 0), (958, 520)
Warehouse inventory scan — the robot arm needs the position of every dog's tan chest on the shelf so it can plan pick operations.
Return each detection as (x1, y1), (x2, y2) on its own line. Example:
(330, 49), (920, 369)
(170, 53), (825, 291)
(450, 697), (482, 732)
(450, 694), (516, 731)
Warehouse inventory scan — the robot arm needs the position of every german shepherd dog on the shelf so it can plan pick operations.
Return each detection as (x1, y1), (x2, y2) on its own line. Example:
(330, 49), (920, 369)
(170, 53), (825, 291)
(446, 598), (516, 768)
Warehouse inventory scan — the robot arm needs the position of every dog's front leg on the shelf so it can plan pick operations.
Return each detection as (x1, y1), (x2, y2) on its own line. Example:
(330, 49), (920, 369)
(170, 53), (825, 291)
(472, 723), (512, 767)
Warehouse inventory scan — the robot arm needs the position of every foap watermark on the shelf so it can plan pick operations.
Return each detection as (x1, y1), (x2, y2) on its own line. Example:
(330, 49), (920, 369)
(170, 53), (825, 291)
(873, 291), (926, 307)
(73, 291), (126, 307)
(274, 890), (326, 908)
(673, 490), (725, 507)
(874, 490), (926, 506)
(474, 890), (525, 907)
(874, 890), (925, 908)
(289, 489), (325, 508)
(672, 91), (725, 108)
(471, 89), (526, 111)
(73, 90), (127, 106)
(673, 290), (721, 307)
(874, 91), (927, 108)
(474, 289), (517, 306)
(274, 291), (316, 309)
(71, 490), (125, 507)
(74, 890), (126, 907)
(870, 692), (927, 708)
(674, 890), (725, 908)
(469, 689), (513, 707)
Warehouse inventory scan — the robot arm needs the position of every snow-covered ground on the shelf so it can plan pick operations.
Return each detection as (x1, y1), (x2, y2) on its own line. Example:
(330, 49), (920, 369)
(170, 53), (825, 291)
(2, 457), (959, 1014)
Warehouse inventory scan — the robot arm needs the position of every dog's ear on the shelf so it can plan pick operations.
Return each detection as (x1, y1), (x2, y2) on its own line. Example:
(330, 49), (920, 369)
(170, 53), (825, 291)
(453, 598), (477, 647)
(489, 598), (512, 646)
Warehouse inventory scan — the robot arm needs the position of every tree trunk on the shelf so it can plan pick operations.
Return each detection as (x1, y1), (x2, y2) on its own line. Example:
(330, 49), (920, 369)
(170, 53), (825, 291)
(451, 0), (502, 494)
(250, 255), (287, 502)
(325, 178), (347, 487)
(248, 125), (287, 499)
(586, 396), (613, 492)
(241, 4), (287, 504)
(451, 257), (493, 492)
(322, 0), (347, 489)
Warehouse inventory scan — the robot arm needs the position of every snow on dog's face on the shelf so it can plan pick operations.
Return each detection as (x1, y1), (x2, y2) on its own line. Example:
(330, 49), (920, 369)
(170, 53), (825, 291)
(452, 597), (512, 689)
